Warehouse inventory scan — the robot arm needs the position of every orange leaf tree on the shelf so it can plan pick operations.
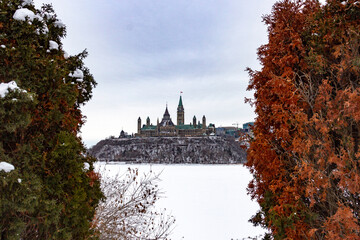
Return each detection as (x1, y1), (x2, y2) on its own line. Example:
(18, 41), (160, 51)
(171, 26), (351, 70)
(247, 0), (360, 239)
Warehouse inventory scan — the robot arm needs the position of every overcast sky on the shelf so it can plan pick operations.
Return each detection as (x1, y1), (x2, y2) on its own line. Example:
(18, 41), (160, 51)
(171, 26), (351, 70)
(33, 0), (278, 147)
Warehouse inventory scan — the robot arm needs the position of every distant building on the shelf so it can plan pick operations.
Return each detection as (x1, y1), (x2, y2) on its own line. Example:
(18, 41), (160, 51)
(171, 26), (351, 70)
(216, 126), (241, 138)
(119, 130), (131, 138)
(243, 122), (254, 133)
(135, 95), (215, 137)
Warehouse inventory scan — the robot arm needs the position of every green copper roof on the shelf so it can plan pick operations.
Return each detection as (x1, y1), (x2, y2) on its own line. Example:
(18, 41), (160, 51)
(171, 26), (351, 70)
(178, 95), (183, 107)
(176, 124), (194, 130)
(141, 125), (157, 130)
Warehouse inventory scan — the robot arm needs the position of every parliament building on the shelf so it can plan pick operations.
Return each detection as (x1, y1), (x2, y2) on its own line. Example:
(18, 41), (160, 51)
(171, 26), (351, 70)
(136, 96), (215, 137)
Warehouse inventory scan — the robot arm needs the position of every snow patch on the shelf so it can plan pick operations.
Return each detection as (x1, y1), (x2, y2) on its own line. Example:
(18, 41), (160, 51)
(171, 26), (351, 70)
(54, 20), (66, 28)
(63, 51), (69, 59)
(41, 25), (49, 34)
(42, 12), (55, 19)
(69, 69), (84, 81)
(84, 162), (90, 171)
(13, 8), (42, 22)
(21, 0), (34, 6)
(0, 81), (26, 98)
(49, 40), (59, 50)
(0, 162), (15, 173)
(100, 164), (265, 240)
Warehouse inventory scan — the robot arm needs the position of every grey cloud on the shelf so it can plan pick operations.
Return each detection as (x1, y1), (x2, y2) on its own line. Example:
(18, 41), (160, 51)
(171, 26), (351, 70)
(34, 0), (276, 146)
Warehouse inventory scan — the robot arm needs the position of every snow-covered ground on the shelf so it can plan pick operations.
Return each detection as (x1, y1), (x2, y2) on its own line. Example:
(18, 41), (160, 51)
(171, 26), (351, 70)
(95, 163), (266, 240)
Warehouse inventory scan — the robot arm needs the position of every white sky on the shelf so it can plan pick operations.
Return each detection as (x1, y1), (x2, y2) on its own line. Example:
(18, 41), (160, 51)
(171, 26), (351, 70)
(33, 0), (279, 147)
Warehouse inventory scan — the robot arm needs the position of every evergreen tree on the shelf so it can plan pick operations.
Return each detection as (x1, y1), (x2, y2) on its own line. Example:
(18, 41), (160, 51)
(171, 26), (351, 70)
(247, 0), (360, 239)
(0, 0), (103, 239)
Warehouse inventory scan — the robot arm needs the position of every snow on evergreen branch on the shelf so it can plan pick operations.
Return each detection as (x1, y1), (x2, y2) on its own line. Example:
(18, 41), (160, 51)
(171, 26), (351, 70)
(0, 162), (15, 173)
(0, 81), (26, 98)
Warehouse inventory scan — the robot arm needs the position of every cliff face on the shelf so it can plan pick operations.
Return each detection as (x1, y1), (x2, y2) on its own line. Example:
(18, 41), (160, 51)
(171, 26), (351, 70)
(89, 137), (246, 164)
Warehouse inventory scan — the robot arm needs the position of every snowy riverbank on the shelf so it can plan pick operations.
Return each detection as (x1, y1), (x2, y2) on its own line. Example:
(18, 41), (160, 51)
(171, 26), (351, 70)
(90, 137), (246, 164)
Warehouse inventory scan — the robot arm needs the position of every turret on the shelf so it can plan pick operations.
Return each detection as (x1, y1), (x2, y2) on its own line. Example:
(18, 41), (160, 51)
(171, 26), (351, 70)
(120, 130), (125, 138)
(202, 115), (206, 129)
(156, 118), (160, 132)
(146, 116), (150, 126)
(177, 95), (184, 125)
(193, 115), (197, 127)
(137, 117), (141, 134)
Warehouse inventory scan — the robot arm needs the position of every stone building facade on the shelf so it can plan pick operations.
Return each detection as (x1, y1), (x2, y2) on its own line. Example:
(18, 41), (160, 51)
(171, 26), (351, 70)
(136, 96), (215, 137)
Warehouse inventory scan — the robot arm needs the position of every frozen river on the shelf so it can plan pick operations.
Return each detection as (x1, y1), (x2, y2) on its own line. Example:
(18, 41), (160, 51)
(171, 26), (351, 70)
(95, 163), (266, 240)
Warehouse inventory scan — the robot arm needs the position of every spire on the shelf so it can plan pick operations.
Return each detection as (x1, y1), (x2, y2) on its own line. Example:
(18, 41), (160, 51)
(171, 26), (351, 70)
(164, 105), (170, 117)
(177, 95), (184, 112)
(178, 95), (183, 108)
(177, 94), (184, 125)
(160, 104), (175, 126)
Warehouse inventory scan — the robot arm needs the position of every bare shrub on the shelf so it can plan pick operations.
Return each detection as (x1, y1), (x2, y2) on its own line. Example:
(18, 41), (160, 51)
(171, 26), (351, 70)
(93, 167), (175, 240)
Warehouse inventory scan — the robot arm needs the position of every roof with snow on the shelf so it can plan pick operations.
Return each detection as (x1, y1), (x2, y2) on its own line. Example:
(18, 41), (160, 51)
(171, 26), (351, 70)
(159, 105), (174, 126)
